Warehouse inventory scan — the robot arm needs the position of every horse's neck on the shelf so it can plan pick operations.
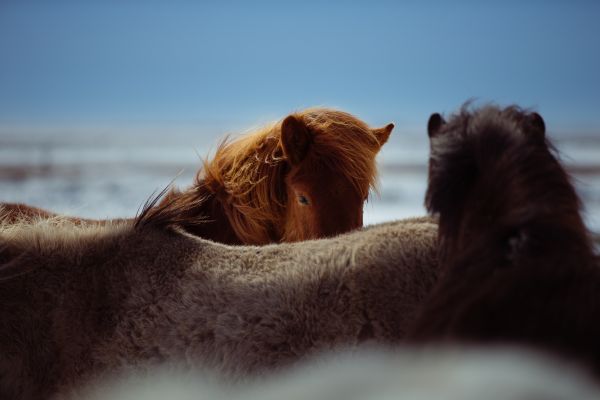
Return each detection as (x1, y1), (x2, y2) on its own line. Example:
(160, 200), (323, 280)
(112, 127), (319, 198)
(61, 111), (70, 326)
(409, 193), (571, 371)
(161, 183), (243, 245)
(510, 158), (591, 255)
(447, 154), (594, 267)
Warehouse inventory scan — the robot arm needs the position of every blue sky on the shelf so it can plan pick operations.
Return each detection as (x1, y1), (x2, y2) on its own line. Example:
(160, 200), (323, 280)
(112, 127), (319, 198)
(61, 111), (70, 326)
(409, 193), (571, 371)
(0, 0), (599, 134)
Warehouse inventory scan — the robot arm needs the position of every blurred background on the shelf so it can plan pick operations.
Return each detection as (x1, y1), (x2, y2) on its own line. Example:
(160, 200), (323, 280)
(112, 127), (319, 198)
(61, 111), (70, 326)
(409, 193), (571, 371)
(0, 0), (599, 236)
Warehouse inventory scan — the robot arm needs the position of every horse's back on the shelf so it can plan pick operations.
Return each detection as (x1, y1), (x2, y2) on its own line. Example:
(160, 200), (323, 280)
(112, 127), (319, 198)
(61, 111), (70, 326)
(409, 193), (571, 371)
(0, 218), (154, 399)
(0, 217), (440, 397)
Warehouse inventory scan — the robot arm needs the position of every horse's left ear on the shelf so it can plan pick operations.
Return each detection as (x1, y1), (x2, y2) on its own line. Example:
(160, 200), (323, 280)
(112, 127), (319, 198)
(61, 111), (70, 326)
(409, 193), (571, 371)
(528, 112), (546, 141)
(281, 115), (312, 165)
(372, 123), (394, 147)
(427, 113), (446, 138)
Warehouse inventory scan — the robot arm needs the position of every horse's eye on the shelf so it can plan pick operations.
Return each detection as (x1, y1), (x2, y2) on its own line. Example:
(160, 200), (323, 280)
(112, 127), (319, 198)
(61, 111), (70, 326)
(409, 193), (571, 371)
(297, 195), (310, 206)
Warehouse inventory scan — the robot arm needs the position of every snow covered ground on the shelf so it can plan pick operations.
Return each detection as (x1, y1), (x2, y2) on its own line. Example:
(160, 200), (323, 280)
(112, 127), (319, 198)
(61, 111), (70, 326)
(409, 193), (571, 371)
(0, 130), (598, 237)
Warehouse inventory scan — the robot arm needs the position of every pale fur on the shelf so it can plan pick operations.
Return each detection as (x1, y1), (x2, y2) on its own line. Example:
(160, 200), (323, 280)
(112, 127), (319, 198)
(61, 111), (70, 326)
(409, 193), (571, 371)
(71, 346), (600, 400)
(0, 214), (438, 400)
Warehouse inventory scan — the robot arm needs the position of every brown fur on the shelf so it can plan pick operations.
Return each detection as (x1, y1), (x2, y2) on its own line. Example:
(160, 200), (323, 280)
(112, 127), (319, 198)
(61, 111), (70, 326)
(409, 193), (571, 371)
(137, 108), (393, 244)
(409, 105), (600, 374)
(0, 214), (437, 399)
(0, 203), (126, 226)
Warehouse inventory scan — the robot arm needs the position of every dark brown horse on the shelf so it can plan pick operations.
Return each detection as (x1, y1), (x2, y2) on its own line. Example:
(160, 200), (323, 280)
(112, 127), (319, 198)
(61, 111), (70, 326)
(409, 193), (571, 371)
(409, 105), (600, 374)
(2, 108), (393, 244)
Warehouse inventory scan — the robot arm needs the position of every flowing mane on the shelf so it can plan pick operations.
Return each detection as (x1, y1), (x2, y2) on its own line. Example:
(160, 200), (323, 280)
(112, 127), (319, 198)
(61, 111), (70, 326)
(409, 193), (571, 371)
(136, 108), (390, 244)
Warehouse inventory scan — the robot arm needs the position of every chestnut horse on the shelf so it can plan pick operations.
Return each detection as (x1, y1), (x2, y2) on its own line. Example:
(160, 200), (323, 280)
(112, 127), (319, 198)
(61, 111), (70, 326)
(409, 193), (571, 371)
(2, 108), (393, 244)
(409, 105), (600, 374)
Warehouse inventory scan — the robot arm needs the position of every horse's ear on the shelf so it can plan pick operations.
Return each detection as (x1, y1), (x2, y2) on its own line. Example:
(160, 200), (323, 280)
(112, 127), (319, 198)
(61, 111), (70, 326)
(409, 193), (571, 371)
(528, 112), (546, 141)
(372, 123), (394, 147)
(427, 113), (446, 138)
(281, 115), (312, 165)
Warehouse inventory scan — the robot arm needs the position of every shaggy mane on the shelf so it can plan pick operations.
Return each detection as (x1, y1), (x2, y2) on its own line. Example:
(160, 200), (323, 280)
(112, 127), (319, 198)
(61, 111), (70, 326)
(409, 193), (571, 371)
(425, 104), (589, 251)
(411, 104), (600, 375)
(135, 108), (384, 243)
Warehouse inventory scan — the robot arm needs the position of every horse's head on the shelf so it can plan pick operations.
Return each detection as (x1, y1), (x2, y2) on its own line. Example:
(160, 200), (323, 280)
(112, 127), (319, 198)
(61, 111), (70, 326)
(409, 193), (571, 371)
(279, 109), (393, 241)
(424, 105), (547, 221)
(422, 104), (592, 262)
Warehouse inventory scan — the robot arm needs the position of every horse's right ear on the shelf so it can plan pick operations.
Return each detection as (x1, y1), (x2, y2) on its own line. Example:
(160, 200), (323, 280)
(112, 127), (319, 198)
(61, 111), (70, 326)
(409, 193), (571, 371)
(281, 115), (312, 165)
(427, 113), (446, 138)
(372, 123), (394, 148)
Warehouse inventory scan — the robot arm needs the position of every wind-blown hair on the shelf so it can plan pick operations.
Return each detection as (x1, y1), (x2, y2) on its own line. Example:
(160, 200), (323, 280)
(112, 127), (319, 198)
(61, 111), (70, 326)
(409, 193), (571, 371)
(137, 108), (389, 244)
(2, 108), (391, 245)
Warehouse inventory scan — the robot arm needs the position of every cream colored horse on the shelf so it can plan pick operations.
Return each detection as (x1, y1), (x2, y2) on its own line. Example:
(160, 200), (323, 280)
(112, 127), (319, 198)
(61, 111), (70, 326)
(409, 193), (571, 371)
(0, 214), (438, 400)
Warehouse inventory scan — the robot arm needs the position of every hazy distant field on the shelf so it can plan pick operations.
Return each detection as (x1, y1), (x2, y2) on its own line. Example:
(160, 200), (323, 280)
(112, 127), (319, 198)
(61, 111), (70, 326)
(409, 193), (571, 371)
(1, 130), (599, 237)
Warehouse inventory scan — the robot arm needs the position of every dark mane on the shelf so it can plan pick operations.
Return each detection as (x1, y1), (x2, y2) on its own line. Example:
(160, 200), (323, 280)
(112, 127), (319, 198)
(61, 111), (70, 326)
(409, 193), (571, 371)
(425, 104), (591, 264)
(134, 181), (208, 231)
(410, 104), (600, 375)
